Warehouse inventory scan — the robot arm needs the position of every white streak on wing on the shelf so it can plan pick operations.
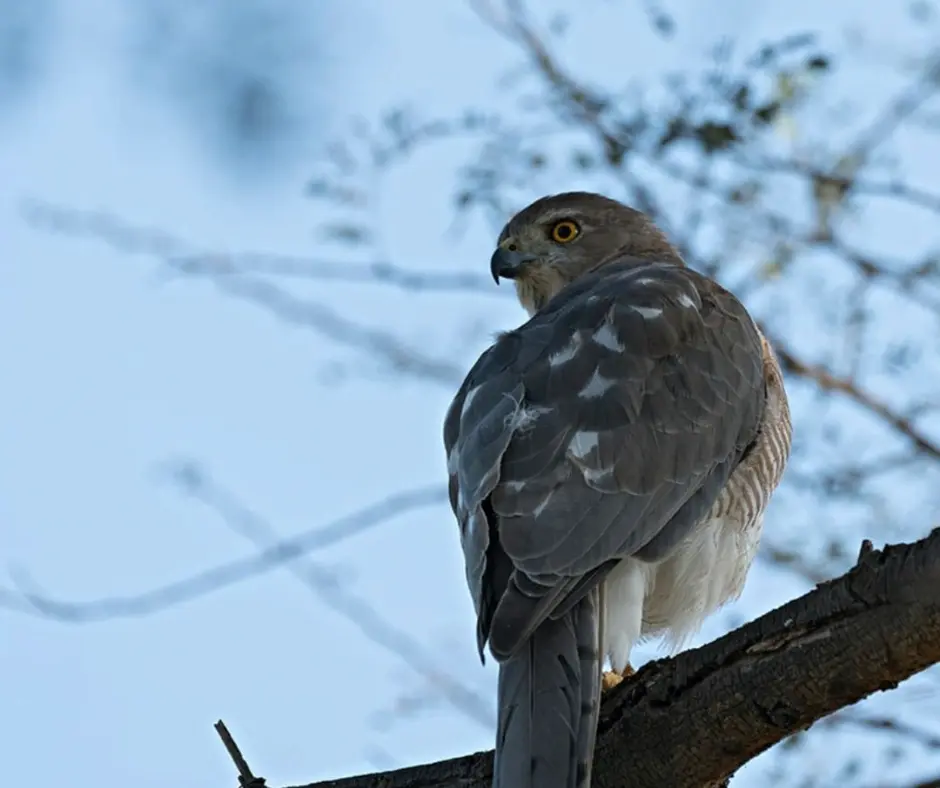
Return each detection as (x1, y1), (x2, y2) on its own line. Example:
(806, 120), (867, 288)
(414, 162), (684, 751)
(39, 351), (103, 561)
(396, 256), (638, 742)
(632, 305), (662, 319)
(549, 333), (583, 366)
(446, 446), (458, 474)
(592, 323), (623, 351)
(503, 480), (526, 493)
(533, 494), (552, 518)
(568, 430), (600, 460)
(579, 368), (616, 399)
(677, 292), (697, 309)
(461, 385), (481, 415)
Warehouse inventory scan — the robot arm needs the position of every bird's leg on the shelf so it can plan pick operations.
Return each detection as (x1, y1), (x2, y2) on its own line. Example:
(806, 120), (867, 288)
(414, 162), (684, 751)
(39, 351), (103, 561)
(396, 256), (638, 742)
(599, 567), (643, 692)
(601, 664), (635, 691)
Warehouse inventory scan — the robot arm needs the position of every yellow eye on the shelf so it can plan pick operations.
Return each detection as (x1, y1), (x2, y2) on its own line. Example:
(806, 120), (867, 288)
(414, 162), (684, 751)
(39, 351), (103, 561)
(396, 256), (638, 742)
(550, 219), (580, 243)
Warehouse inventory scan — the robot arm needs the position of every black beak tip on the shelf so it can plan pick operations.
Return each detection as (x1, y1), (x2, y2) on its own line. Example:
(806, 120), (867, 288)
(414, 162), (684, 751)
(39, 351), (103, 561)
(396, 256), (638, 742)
(490, 248), (527, 285)
(489, 249), (507, 285)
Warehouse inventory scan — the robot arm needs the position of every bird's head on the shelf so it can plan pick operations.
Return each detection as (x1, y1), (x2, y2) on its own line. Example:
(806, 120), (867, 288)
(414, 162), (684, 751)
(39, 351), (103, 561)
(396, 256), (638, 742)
(490, 191), (683, 314)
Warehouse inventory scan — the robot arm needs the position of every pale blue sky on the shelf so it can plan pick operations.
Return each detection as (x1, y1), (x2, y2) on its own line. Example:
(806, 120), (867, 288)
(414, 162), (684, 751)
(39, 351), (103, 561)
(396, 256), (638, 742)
(2, 2), (939, 787)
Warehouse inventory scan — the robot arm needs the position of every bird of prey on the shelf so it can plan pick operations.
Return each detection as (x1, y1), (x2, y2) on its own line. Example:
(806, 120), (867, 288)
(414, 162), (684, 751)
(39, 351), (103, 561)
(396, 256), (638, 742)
(442, 192), (792, 788)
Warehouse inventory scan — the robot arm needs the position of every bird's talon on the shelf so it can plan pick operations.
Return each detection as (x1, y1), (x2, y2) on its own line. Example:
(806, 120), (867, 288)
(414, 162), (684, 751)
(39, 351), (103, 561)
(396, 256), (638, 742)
(602, 664), (634, 691)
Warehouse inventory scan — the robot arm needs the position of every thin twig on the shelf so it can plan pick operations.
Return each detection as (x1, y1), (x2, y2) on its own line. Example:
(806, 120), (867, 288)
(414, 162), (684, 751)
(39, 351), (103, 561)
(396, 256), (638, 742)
(215, 720), (267, 788)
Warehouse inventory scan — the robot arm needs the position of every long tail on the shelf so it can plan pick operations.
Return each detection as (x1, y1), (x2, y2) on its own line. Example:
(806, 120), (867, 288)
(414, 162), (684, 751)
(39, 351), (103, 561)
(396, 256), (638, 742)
(493, 586), (602, 788)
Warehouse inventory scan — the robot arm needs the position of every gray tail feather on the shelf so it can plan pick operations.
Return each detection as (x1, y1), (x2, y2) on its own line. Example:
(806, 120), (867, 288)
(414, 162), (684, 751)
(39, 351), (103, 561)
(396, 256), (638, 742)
(493, 587), (602, 788)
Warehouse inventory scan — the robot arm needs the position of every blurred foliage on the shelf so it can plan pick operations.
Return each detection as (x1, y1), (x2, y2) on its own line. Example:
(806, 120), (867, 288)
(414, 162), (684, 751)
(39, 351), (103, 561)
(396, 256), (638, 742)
(126, 0), (335, 170)
(0, 0), (55, 109)
(0, 0), (336, 169)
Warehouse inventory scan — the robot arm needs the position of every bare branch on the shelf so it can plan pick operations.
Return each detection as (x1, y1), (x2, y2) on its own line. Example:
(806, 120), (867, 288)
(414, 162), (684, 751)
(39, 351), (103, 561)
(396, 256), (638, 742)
(21, 202), (466, 386)
(193, 273), (465, 384)
(0, 476), (446, 622)
(0, 469), (495, 729)
(767, 333), (940, 460)
(21, 200), (498, 295)
(847, 57), (940, 163)
(174, 468), (494, 729)
(215, 720), (268, 788)
(473, 0), (670, 225)
(288, 529), (940, 788)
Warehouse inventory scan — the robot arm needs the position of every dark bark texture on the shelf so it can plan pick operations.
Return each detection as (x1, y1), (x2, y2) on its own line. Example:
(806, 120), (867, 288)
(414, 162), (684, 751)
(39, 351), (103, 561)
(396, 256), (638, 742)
(290, 530), (940, 788)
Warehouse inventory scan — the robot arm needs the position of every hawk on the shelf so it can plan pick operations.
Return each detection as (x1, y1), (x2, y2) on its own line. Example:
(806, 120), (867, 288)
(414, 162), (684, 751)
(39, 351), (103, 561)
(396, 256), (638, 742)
(443, 192), (792, 788)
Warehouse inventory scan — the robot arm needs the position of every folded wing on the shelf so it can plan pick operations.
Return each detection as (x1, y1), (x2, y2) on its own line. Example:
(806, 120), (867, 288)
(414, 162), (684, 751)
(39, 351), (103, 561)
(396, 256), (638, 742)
(443, 260), (765, 662)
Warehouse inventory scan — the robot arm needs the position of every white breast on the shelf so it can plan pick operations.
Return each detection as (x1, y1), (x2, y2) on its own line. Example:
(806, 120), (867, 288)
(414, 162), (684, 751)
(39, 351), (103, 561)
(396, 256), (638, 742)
(643, 513), (763, 647)
(602, 514), (762, 671)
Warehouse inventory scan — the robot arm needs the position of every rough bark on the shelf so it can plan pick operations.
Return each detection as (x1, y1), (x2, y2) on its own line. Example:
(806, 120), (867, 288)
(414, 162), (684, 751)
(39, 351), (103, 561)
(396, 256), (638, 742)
(290, 530), (940, 788)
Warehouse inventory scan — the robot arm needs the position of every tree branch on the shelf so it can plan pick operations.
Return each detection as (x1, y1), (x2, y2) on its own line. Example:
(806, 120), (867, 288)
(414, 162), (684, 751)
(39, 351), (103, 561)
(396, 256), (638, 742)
(767, 334), (940, 461)
(21, 201), (466, 386)
(291, 529), (940, 788)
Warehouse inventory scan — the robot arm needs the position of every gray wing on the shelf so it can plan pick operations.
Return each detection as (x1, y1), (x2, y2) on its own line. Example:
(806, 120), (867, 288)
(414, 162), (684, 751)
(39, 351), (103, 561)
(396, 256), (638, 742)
(443, 260), (765, 662)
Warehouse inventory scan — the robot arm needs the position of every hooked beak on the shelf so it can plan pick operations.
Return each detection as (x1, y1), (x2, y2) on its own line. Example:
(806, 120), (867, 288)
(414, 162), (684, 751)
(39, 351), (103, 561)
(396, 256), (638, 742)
(489, 248), (539, 284)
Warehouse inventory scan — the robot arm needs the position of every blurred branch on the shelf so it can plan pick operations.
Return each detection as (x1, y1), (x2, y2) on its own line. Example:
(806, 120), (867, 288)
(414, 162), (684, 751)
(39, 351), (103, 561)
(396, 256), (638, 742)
(824, 235), (940, 315)
(188, 271), (464, 384)
(21, 201), (466, 386)
(0, 467), (494, 728)
(25, 201), (940, 466)
(637, 155), (940, 313)
(847, 54), (940, 163)
(0, 475), (447, 622)
(864, 778), (940, 788)
(759, 542), (832, 585)
(172, 464), (495, 730)
(824, 708), (940, 751)
(740, 153), (940, 218)
(289, 529), (940, 788)
(472, 0), (668, 223)
(767, 333), (940, 460)
(180, 252), (497, 295)
(21, 200), (497, 294)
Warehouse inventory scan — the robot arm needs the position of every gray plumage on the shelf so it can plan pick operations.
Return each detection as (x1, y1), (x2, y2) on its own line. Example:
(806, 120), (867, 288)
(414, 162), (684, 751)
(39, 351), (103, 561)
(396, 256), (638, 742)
(494, 587), (601, 787)
(443, 192), (792, 788)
